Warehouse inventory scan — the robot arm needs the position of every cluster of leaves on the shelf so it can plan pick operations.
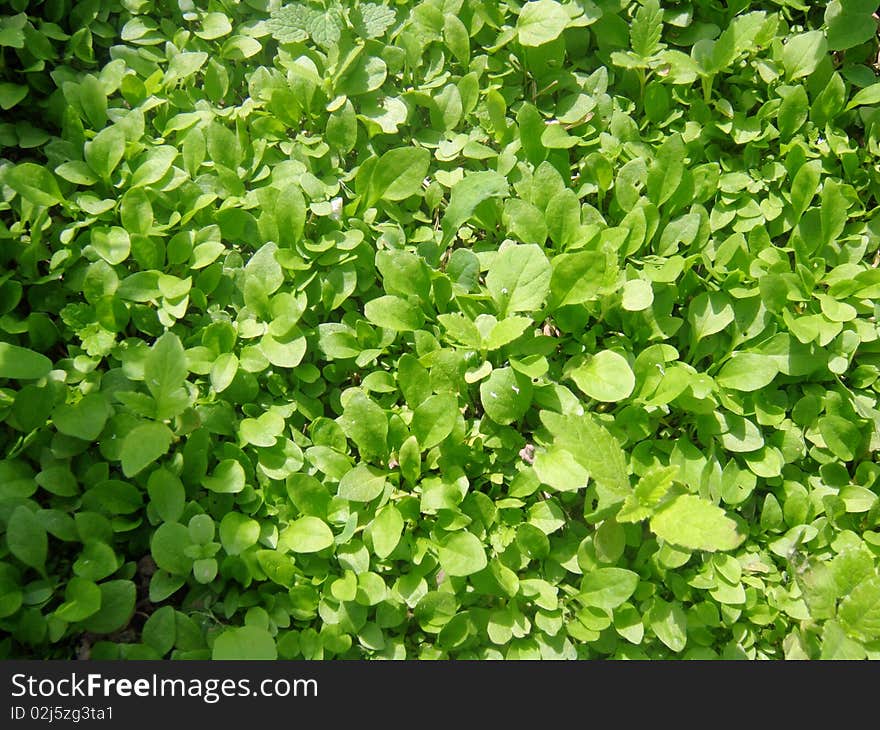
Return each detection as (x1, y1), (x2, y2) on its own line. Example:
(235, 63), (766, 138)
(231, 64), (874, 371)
(1, 0), (880, 660)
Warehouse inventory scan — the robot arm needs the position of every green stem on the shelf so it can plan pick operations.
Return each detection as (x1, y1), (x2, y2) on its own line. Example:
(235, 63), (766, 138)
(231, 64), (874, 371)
(701, 75), (713, 105)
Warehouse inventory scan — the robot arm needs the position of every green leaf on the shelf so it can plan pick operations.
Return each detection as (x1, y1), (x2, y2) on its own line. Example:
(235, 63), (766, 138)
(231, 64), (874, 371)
(120, 422), (174, 477)
(818, 415), (860, 461)
(147, 468), (185, 523)
(540, 412), (631, 501)
(339, 390), (388, 461)
(7, 506), (47, 571)
(442, 171), (508, 245)
(354, 3), (397, 39)
(480, 367), (533, 425)
(647, 134), (684, 206)
(151, 522), (194, 575)
(825, 0), (878, 51)
(220, 512), (261, 556)
(0, 82), (27, 110)
(212, 626), (277, 660)
(144, 331), (189, 420)
(73, 541), (120, 582)
(281, 516), (334, 553)
(533, 446), (589, 492)
(337, 463), (387, 502)
(84, 125), (126, 180)
(650, 495), (745, 552)
(203, 459), (246, 494)
(266, 4), (312, 43)
(53, 393), (111, 441)
(364, 294), (425, 331)
(371, 504), (404, 560)
(621, 279), (654, 312)
(4, 163), (64, 207)
(838, 576), (880, 640)
(368, 147), (431, 204)
(648, 599), (688, 653)
(579, 568), (639, 610)
(631, 0), (663, 58)
(411, 393), (458, 449)
(81, 580), (135, 634)
(517, 0), (570, 47)
(54, 577), (102, 622)
(548, 251), (611, 308)
(569, 350), (635, 402)
(688, 291), (734, 342)
(782, 31), (827, 81)
(846, 83), (880, 111)
(437, 531), (487, 576)
(716, 353), (779, 392)
(486, 243), (551, 317)
(142, 605), (176, 656)
(0, 342), (52, 380)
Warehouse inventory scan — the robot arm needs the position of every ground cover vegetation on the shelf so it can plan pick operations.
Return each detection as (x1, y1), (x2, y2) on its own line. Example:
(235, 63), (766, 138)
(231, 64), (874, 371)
(1, 0), (880, 660)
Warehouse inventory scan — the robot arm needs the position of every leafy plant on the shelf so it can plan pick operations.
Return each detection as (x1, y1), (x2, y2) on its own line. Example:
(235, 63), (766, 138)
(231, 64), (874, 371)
(1, 0), (880, 660)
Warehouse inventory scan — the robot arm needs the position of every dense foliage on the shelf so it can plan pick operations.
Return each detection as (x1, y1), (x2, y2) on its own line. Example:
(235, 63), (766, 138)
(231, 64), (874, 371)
(2, 0), (880, 660)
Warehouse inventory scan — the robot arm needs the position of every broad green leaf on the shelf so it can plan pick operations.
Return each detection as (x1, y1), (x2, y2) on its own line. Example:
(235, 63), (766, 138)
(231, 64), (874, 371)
(203, 459), (246, 493)
(339, 390), (388, 462)
(7, 506), (47, 571)
(647, 134), (684, 207)
(151, 522), (194, 575)
(281, 516), (334, 553)
(548, 251), (611, 308)
(650, 495), (745, 552)
(212, 626), (277, 660)
(54, 577), (101, 622)
(376, 250), (431, 302)
(517, 0), (570, 47)
(364, 295), (424, 332)
(486, 243), (551, 316)
(716, 353), (779, 392)
(782, 31), (827, 81)
(81, 580), (135, 635)
(825, 0), (877, 51)
(337, 463), (387, 502)
(368, 147), (430, 204)
(838, 576), (880, 640)
(540, 412), (630, 501)
(147, 468), (185, 523)
(371, 504), (404, 560)
(219, 513), (261, 556)
(846, 83), (880, 111)
(142, 605), (176, 656)
(569, 350), (635, 402)
(120, 422), (174, 477)
(442, 171), (508, 245)
(818, 415), (860, 461)
(354, 3), (397, 38)
(579, 568), (639, 610)
(4, 163), (64, 207)
(621, 279), (654, 312)
(412, 393), (458, 449)
(533, 446), (589, 492)
(53, 393), (111, 441)
(0, 342), (52, 380)
(73, 542), (119, 582)
(649, 599), (688, 653)
(84, 125), (126, 179)
(144, 331), (189, 420)
(480, 367), (533, 425)
(437, 531), (487, 576)
(688, 291), (734, 342)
